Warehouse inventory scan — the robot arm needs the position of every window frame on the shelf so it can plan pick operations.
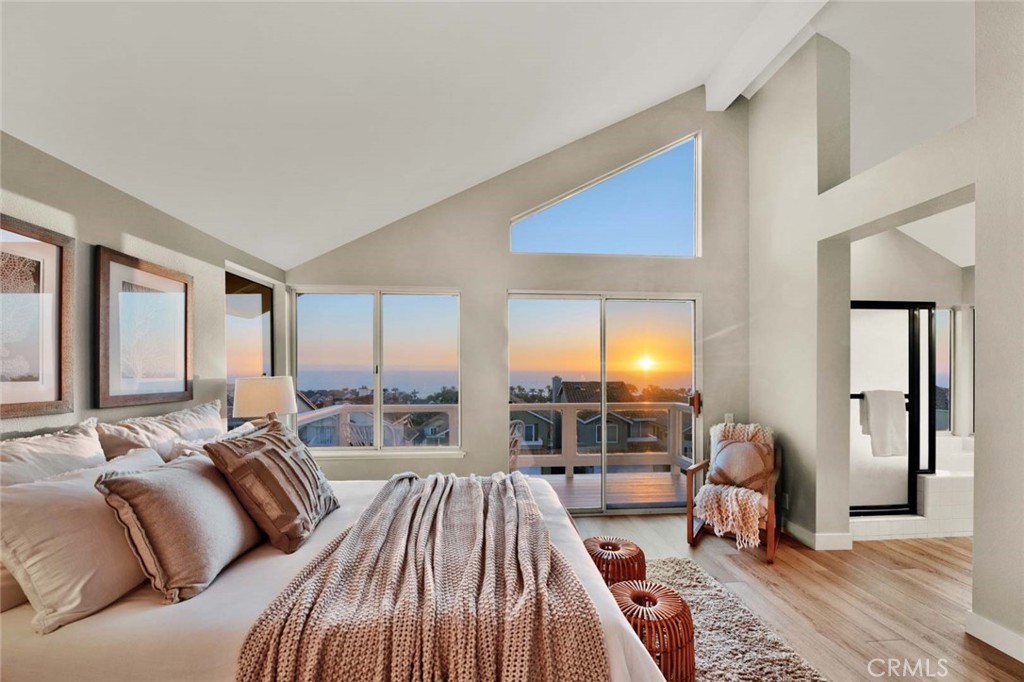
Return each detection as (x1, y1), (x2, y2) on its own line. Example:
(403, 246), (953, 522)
(935, 307), (955, 435)
(509, 132), (702, 259)
(290, 285), (463, 459)
(225, 264), (278, 428)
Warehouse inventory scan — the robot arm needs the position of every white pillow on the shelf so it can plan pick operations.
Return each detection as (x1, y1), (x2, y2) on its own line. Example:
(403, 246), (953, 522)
(165, 421), (257, 461)
(0, 448), (164, 633)
(0, 418), (106, 486)
(96, 400), (224, 461)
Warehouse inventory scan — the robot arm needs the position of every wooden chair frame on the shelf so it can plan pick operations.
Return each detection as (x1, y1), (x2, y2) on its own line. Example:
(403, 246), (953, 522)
(686, 444), (782, 563)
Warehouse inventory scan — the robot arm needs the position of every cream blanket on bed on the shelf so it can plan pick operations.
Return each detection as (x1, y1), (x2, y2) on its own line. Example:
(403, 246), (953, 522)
(693, 483), (764, 550)
(237, 472), (609, 682)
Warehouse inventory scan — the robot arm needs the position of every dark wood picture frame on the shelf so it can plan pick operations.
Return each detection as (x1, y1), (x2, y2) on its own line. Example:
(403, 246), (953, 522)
(0, 214), (75, 418)
(96, 246), (193, 407)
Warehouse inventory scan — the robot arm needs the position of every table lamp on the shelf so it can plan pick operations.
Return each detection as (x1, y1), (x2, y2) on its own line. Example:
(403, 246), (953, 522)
(232, 376), (298, 424)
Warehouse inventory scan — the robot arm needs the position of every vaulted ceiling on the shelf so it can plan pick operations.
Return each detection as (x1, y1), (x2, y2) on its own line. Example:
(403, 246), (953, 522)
(1, 2), (973, 270)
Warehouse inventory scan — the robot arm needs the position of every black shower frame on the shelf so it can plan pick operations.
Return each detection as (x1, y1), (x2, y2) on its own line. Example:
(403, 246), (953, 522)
(849, 300), (937, 517)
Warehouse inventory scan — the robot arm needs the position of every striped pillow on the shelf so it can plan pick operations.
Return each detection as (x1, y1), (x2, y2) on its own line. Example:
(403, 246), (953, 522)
(706, 440), (774, 494)
(203, 419), (338, 553)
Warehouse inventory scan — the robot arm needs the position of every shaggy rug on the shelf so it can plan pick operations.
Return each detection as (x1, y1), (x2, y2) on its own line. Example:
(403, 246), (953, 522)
(647, 558), (829, 682)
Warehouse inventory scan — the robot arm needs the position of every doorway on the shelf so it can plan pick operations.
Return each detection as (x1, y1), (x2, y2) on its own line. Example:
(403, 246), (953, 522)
(508, 293), (702, 513)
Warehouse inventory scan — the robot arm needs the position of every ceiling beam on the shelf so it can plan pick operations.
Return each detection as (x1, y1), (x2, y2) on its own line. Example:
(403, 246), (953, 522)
(705, 0), (829, 111)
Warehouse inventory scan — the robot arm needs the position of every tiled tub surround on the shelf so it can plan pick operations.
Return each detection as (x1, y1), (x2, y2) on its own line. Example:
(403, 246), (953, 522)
(850, 436), (974, 541)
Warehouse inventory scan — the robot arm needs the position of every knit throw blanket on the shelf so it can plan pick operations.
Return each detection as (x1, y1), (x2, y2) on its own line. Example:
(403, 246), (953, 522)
(237, 472), (610, 682)
(692, 484), (764, 550)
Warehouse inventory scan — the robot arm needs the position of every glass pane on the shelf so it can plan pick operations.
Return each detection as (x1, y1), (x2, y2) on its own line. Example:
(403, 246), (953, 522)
(849, 308), (910, 507)
(605, 300), (694, 509)
(511, 138), (696, 257)
(381, 294), (459, 447)
(225, 273), (273, 428)
(935, 308), (953, 432)
(295, 293), (374, 447)
(509, 297), (601, 511)
(1, 229), (61, 404)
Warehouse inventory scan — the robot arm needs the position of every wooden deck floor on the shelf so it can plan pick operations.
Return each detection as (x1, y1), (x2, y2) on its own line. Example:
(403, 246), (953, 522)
(573, 514), (1024, 682)
(534, 471), (687, 510)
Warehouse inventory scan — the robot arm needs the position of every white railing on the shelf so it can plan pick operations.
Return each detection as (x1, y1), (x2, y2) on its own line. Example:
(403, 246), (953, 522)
(296, 401), (693, 477)
(509, 402), (693, 479)
(297, 403), (459, 448)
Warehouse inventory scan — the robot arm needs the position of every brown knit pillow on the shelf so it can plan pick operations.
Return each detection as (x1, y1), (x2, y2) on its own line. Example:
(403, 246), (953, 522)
(203, 420), (338, 553)
(706, 440), (774, 494)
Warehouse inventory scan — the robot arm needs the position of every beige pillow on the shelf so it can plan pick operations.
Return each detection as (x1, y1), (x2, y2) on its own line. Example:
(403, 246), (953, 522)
(97, 400), (224, 460)
(0, 448), (164, 633)
(1, 564), (28, 612)
(707, 440), (775, 494)
(95, 454), (261, 604)
(0, 418), (108, 613)
(0, 418), (106, 486)
(165, 421), (257, 461)
(204, 419), (338, 553)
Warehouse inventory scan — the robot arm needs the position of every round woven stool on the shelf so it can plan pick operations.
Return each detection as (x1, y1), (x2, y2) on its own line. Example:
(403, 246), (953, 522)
(610, 580), (695, 682)
(584, 536), (646, 586)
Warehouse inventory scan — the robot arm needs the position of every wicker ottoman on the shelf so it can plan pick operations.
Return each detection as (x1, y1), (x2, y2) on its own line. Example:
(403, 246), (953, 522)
(610, 580), (695, 682)
(584, 536), (646, 586)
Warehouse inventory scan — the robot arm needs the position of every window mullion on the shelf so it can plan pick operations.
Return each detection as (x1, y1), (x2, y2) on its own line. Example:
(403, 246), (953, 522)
(374, 290), (383, 450)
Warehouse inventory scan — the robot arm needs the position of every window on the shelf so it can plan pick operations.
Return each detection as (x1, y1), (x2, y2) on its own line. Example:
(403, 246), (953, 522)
(935, 308), (953, 432)
(295, 291), (459, 450)
(510, 136), (698, 257)
(225, 272), (273, 427)
(599, 423), (619, 444)
(524, 424), (537, 442)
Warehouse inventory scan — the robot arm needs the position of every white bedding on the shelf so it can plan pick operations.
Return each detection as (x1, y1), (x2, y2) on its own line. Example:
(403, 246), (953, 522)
(1, 478), (664, 682)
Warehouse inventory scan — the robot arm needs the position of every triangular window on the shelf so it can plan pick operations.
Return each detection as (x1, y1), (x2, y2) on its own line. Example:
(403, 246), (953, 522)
(510, 136), (697, 257)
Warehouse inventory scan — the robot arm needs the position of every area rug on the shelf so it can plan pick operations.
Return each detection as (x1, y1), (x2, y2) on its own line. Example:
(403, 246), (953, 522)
(647, 558), (829, 682)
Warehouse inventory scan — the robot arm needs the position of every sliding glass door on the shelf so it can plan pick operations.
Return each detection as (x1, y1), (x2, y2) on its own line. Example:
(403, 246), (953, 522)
(509, 294), (700, 513)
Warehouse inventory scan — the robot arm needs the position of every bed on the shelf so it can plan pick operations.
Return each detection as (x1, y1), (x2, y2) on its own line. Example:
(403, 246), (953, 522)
(1, 477), (665, 682)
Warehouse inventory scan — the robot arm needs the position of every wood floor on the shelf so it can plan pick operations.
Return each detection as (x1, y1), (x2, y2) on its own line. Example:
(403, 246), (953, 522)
(537, 472), (688, 510)
(573, 514), (1024, 682)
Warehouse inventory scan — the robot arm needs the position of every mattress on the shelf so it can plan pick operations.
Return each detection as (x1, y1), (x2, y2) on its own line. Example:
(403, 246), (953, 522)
(1, 478), (664, 682)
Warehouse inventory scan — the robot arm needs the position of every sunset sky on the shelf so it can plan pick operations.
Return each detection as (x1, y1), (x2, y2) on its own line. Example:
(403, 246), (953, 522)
(509, 298), (694, 391)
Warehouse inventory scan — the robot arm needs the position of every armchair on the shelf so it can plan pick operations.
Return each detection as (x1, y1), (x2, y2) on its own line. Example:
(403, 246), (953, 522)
(686, 425), (782, 563)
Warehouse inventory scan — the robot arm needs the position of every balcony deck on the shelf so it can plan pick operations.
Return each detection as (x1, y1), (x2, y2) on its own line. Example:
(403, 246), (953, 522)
(532, 471), (689, 510)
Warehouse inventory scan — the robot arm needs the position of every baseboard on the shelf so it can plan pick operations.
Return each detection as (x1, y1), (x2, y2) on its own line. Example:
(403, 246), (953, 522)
(784, 520), (853, 551)
(966, 611), (1024, 662)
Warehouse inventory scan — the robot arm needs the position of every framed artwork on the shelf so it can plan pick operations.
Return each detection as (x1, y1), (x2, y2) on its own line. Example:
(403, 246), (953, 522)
(96, 246), (193, 407)
(0, 215), (75, 418)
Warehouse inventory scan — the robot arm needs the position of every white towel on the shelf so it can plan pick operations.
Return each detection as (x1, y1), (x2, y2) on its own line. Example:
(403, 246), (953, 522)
(860, 390), (908, 457)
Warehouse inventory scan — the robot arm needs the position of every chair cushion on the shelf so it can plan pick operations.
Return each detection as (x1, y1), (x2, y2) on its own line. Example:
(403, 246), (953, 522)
(707, 440), (774, 494)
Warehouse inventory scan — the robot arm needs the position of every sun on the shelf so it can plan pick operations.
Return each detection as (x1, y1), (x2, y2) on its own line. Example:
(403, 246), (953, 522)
(637, 354), (656, 372)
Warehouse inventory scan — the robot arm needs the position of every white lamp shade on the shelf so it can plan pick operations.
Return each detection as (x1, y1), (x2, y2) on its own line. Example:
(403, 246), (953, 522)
(232, 376), (298, 418)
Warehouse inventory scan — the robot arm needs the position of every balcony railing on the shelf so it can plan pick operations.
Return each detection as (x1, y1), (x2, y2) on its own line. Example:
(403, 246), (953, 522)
(510, 402), (693, 478)
(296, 401), (692, 477)
(296, 403), (460, 448)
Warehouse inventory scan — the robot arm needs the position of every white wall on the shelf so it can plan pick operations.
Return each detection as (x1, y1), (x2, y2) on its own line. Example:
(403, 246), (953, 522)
(969, 0), (1024, 659)
(287, 87), (751, 481)
(0, 133), (287, 437)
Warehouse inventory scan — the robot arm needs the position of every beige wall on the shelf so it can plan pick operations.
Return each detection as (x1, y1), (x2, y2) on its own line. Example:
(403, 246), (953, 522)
(748, 36), (852, 539)
(1, 133), (287, 437)
(851, 229), (969, 305)
(970, 0), (1024, 656)
(287, 87), (751, 481)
